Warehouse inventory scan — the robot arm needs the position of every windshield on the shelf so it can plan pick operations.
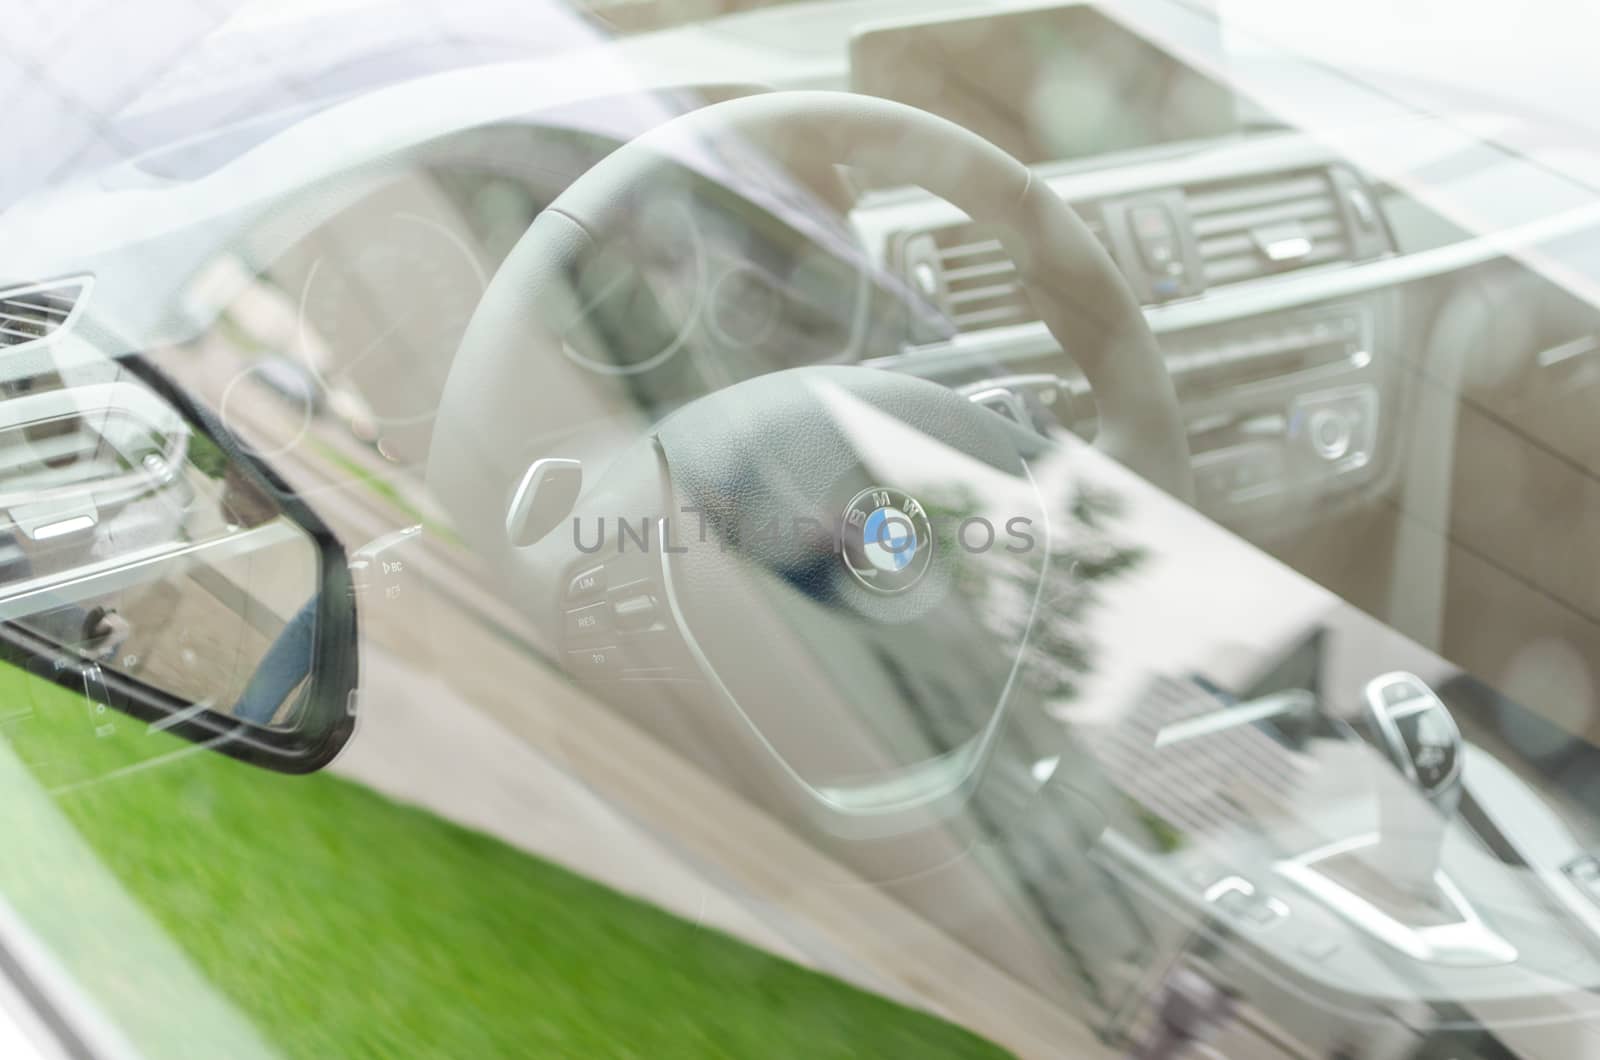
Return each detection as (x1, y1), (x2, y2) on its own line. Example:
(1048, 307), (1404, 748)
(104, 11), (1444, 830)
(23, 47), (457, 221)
(7, 2), (1600, 1059)
(578, 0), (837, 32)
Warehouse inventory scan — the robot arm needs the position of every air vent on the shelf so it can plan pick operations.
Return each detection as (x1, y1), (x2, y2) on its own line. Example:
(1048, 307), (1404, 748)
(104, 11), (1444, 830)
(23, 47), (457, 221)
(894, 168), (1386, 340)
(0, 278), (88, 350)
(1184, 171), (1352, 288)
(898, 216), (1111, 335)
(0, 380), (189, 512)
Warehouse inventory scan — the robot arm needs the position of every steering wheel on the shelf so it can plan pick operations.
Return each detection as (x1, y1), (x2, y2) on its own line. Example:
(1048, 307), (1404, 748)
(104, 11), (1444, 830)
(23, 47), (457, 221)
(429, 91), (1190, 849)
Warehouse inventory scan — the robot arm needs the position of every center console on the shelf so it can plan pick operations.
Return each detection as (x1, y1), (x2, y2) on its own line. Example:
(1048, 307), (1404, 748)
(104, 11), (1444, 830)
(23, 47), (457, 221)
(1165, 296), (1392, 519)
(860, 154), (1398, 527)
(1081, 667), (1600, 1056)
(849, 5), (1401, 529)
(832, 9), (1600, 1053)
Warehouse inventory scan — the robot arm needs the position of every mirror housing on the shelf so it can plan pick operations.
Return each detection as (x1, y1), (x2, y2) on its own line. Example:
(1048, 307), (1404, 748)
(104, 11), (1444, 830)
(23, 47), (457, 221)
(0, 356), (358, 773)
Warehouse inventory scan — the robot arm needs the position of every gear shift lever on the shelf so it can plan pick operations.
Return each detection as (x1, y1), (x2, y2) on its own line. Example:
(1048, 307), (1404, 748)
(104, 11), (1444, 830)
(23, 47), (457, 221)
(1363, 672), (1464, 897)
(1278, 673), (1510, 964)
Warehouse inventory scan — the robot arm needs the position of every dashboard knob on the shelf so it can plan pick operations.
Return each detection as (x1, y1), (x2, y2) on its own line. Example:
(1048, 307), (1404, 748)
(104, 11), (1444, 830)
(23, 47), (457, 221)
(1308, 407), (1353, 461)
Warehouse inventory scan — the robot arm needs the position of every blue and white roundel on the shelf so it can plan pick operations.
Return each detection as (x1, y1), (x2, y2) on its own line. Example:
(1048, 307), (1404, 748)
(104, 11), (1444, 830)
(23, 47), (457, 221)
(862, 507), (918, 573)
(841, 486), (933, 593)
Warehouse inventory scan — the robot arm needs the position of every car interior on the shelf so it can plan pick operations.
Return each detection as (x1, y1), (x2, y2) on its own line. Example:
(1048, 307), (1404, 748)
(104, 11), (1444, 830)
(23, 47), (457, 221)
(9, 0), (1600, 1056)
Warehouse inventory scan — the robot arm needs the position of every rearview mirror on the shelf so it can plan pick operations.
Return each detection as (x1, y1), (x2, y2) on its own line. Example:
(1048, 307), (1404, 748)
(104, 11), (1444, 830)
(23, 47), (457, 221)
(0, 356), (358, 772)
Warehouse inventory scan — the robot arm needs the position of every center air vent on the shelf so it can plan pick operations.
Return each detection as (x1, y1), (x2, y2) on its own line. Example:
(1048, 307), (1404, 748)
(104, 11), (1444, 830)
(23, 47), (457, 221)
(0, 278), (88, 350)
(1184, 170), (1353, 288)
(894, 167), (1388, 339)
(895, 214), (1111, 335)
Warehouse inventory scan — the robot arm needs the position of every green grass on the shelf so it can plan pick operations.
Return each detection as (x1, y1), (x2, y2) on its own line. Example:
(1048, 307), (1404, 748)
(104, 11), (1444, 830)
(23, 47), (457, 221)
(0, 665), (1009, 1059)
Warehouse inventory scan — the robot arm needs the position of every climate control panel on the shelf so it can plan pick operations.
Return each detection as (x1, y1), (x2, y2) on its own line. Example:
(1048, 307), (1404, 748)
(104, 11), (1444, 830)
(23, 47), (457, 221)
(953, 299), (1392, 526)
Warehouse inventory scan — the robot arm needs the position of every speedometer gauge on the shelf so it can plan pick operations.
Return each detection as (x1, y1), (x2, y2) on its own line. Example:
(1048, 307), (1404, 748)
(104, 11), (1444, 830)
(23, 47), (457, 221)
(297, 211), (487, 459)
(559, 198), (705, 377)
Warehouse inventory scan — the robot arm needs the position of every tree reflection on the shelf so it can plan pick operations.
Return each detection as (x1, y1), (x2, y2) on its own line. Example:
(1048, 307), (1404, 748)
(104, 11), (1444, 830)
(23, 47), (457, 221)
(922, 475), (1147, 708)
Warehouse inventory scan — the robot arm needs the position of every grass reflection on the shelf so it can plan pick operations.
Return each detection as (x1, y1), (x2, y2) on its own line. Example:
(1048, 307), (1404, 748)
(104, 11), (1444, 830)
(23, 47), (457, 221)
(0, 665), (1010, 1059)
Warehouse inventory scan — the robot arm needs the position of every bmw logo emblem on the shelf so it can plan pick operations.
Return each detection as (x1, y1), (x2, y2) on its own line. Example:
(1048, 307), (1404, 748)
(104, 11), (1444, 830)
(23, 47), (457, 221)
(841, 486), (934, 593)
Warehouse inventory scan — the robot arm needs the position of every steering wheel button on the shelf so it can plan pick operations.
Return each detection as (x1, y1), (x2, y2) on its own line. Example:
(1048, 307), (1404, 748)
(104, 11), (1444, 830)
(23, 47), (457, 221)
(565, 602), (610, 639)
(567, 565), (606, 603)
(568, 645), (620, 679)
(613, 593), (658, 632)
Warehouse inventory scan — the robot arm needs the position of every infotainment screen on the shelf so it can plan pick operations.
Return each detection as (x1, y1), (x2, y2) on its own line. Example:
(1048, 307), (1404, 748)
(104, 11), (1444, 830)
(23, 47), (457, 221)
(850, 5), (1239, 167)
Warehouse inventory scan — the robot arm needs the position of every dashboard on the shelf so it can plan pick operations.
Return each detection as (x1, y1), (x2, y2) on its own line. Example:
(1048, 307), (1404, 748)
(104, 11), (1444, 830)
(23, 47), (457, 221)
(208, 124), (925, 469)
(44, 0), (1562, 561)
(860, 149), (1399, 526)
(152, 0), (1456, 550)
(209, 113), (1405, 539)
